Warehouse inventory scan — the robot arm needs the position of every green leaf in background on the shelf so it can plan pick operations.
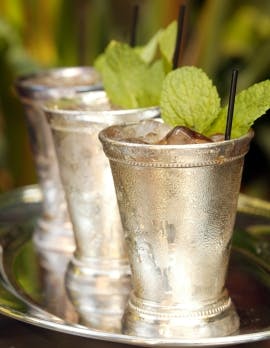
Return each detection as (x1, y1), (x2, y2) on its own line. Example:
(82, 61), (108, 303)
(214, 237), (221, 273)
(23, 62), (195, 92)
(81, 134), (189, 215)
(222, 6), (270, 58)
(158, 20), (177, 72)
(206, 80), (270, 138)
(160, 66), (221, 133)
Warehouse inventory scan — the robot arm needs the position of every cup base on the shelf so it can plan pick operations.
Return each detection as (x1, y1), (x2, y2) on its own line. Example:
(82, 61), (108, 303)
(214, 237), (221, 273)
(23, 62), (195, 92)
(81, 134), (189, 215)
(65, 257), (131, 332)
(33, 217), (75, 253)
(122, 292), (240, 338)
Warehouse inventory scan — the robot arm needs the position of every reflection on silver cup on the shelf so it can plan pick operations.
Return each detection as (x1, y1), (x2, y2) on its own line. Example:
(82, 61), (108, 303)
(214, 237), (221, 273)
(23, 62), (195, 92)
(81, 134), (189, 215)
(66, 268), (128, 333)
(35, 247), (78, 323)
(99, 122), (253, 338)
(43, 91), (160, 318)
(15, 67), (102, 252)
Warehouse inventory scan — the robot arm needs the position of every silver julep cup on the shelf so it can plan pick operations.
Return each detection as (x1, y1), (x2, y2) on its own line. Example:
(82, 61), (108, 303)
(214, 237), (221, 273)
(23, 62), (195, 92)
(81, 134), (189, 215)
(15, 67), (102, 252)
(43, 91), (160, 321)
(99, 124), (253, 338)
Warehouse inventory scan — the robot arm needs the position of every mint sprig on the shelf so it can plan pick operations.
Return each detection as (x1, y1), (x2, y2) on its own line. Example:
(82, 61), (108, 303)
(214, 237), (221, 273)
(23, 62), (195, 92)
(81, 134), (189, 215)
(95, 21), (270, 138)
(160, 66), (270, 138)
(94, 21), (177, 109)
(95, 41), (165, 108)
(160, 66), (221, 134)
(206, 80), (270, 138)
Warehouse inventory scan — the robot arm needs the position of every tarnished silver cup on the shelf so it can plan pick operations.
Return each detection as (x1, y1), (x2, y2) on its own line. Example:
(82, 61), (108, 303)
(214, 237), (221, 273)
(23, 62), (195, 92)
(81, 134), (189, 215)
(99, 123), (253, 338)
(43, 91), (159, 326)
(15, 67), (101, 252)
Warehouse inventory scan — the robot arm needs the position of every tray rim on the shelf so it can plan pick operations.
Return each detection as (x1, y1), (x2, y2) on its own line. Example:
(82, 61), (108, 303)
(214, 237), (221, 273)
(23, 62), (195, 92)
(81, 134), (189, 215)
(1, 297), (270, 347)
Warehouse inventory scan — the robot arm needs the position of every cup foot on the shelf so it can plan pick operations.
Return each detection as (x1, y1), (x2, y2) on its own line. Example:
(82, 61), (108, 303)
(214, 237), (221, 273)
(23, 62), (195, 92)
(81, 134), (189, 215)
(65, 257), (131, 332)
(33, 217), (75, 253)
(122, 293), (240, 338)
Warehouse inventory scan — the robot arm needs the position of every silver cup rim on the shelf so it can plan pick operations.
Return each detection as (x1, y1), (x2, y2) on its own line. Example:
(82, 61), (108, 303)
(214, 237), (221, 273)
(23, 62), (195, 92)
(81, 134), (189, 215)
(43, 90), (160, 124)
(99, 125), (253, 167)
(99, 124), (254, 150)
(14, 66), (102, 98)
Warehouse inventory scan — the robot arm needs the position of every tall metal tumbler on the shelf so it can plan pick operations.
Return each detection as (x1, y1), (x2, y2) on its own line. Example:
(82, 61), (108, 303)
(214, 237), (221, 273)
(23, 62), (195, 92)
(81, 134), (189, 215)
(99, 124), (253, 338)
(15, 67), (101, 252)
(44, 91), (159, 331)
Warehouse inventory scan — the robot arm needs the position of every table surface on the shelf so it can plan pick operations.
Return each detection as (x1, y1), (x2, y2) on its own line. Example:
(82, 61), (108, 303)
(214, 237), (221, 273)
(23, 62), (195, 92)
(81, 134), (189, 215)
(0, 186), (270, 348)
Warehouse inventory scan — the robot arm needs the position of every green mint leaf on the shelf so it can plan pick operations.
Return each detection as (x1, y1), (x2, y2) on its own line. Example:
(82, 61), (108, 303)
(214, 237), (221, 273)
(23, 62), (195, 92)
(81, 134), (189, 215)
(135, 21), (177, 68)
(206, 80), (270, 138)
(140, 59), (166, 106)
(160, 66), (221, 133)
(135, 30), (161, 64)
(94, 52), (106, 74)
(93, 20), (178, 109)
(95, 41), (162, 108)
(97, 41), (147, 108)
(158, 21), (177, 72)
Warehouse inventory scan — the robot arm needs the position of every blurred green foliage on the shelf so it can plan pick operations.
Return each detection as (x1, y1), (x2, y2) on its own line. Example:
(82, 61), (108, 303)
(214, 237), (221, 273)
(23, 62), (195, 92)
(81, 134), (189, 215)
(0, 0), (269, 197)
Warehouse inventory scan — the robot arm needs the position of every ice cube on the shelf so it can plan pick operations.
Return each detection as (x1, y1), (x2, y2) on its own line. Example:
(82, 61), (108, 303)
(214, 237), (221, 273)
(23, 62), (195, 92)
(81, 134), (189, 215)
(122, 137), (149, 144)
(210, 133), (225, 142)
(157, 126), (213, 145)
(105, 121), (216, 145)
(106, 120), (172, 144)
(132, 120), (172, 143)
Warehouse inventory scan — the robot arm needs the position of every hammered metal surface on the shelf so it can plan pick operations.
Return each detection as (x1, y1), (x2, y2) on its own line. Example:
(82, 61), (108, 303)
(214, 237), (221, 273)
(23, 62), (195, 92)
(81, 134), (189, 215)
(15, 67), (101, 251)
(100, 125), (253, 338)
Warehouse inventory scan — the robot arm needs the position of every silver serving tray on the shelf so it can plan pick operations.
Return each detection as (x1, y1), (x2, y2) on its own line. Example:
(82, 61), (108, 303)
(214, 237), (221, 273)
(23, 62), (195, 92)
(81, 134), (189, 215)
(1, 185), (270, 346)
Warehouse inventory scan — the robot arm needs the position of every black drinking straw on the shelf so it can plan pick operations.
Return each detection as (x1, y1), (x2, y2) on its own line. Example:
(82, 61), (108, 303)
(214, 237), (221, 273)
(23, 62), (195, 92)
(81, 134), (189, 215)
(225, 69), (238, 140)
(130, 4), (139, 47)
(172, 4), (186, 70)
